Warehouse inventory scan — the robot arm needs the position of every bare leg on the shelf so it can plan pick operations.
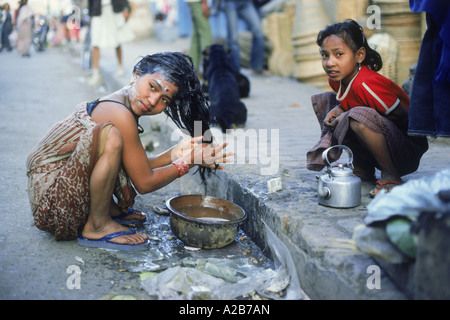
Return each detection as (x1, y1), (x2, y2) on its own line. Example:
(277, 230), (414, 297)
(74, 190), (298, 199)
(81, 126), (147, 244)
(115, 45), (124, 76)
(115, 45), (122, 66)
(88, 46), (102, 85)
(92, 46), (100, 70)
(349, 119), (402, 184)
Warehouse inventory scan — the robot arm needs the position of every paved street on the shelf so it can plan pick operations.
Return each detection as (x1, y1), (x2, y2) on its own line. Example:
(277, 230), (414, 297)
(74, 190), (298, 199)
(1, 34), (449, 300)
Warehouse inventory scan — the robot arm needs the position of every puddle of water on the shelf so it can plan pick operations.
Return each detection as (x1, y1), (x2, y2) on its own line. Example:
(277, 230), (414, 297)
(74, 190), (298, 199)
(106, 174), (305, 299)
(113, 210), (273, 273)
(107, 207), (304, 300)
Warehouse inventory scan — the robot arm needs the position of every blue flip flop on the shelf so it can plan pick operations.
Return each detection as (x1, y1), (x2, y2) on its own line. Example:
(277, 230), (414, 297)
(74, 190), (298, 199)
(78, 229), (150, 252)
(112, 207), (147, 225)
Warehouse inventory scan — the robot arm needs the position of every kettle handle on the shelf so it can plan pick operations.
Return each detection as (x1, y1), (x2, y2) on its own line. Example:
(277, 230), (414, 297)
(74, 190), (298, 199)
(322, 145), (354, 170)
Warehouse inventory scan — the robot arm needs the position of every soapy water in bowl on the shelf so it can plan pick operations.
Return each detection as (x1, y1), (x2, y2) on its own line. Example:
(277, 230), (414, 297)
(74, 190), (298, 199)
(197, 217), (230, 222)
(177, 206), (233, 223)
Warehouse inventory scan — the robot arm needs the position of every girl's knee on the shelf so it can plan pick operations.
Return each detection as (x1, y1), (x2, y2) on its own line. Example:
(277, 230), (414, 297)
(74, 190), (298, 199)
(99, 125), (123, 158)
(105, 126), (123, 151)
(349, 118), (364, 133)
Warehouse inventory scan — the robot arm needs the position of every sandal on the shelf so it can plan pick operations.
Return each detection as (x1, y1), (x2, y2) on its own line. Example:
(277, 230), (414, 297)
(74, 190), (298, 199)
(78, 229), (150, 251)
(369, 180), (402, 198)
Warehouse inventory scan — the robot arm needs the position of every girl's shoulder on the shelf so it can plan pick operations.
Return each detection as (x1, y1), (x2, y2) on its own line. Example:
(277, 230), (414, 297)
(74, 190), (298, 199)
(90, 98), (136, 126)
(353, 66), (396, 92)
(354, 66), (410, 112)
(358, 66), (405, 93)
(357, 66), (389, 83)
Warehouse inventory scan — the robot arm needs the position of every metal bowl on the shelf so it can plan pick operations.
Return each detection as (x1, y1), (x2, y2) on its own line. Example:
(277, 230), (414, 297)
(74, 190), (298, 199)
(165, 195), (247, 249)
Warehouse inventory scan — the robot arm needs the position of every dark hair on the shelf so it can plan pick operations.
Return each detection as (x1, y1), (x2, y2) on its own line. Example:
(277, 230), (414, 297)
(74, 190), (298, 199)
(133, 52), (213, 181)
(316, 19), (382, 71)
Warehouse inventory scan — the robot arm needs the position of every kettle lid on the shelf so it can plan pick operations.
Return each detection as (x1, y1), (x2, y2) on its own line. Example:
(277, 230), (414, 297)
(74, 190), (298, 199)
(330, 163), (354, 177)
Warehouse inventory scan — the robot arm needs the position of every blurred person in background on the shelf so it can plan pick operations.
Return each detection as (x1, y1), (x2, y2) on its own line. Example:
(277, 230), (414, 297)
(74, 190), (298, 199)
(0, 3), (13, 52)
(222, 0), (268, 75)
(87, 0), (135, 86)
(15, 0), (33, 57)
(185, 0), (213, 75)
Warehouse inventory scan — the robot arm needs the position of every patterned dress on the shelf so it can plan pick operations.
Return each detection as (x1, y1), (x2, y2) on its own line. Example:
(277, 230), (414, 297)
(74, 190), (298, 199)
(26, 102), (136, 241)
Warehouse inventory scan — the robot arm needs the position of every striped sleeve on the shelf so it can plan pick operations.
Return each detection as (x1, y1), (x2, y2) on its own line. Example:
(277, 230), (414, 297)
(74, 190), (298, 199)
(359, 76), (402, 115)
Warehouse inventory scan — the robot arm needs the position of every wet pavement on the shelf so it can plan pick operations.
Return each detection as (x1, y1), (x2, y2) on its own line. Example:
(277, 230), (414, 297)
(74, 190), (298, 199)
(1, 33), (449, 300)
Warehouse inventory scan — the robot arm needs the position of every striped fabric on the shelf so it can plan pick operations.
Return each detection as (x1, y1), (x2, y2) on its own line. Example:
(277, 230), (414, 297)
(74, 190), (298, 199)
(361, 82), (400, 115)
(26, 103), (136, 241)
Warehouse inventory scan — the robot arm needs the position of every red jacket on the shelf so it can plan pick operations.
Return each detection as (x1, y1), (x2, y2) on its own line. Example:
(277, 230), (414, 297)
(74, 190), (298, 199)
(329, 66), (410, 115)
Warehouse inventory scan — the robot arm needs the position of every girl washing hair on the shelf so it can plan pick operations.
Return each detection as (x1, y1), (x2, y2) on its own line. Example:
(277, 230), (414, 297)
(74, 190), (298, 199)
(27, 52), (234, 250)
(307, 19), (428, 197)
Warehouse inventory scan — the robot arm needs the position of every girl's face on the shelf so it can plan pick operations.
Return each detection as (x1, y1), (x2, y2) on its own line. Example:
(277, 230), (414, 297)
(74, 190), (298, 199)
(320, 35), (365, 85)
(128, 72), (178, 116)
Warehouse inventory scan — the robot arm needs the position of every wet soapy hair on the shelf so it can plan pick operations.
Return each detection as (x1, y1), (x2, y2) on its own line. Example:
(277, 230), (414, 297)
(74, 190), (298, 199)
(317, 19), (383, 72)
(133, 52), (211, 138)
(133, 52), (213, 181)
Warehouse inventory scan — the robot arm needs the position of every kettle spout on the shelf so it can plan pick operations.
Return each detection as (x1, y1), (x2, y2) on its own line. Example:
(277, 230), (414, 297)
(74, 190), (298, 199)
(318, 185), (331, 199)
(317, 177), (331, 199)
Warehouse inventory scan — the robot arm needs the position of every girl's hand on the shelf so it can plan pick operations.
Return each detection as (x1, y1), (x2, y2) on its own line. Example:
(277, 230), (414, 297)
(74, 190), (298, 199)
(324, 106), (344, 127)
(172, 137), (235, 169)
(197, 141), (235, 169)
(171, 136), (203, 160)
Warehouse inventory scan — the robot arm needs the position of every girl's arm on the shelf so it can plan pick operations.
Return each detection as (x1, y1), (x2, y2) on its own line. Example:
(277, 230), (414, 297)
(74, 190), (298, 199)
(92, 102), (233, 194)
(386, 103), (409, 131)
(147, 149), (173, 170)
(146, 137), (203, 169)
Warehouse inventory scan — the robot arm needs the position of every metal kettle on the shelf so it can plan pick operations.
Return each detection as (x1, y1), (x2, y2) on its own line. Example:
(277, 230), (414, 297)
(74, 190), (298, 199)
(316, 145), (361, 208)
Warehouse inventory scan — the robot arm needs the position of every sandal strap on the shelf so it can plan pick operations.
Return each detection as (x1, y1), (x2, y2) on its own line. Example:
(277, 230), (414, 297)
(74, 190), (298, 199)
(98, 229), (136, 241)
(370, 180), (402, 198)
(376, 180), (402, 187)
